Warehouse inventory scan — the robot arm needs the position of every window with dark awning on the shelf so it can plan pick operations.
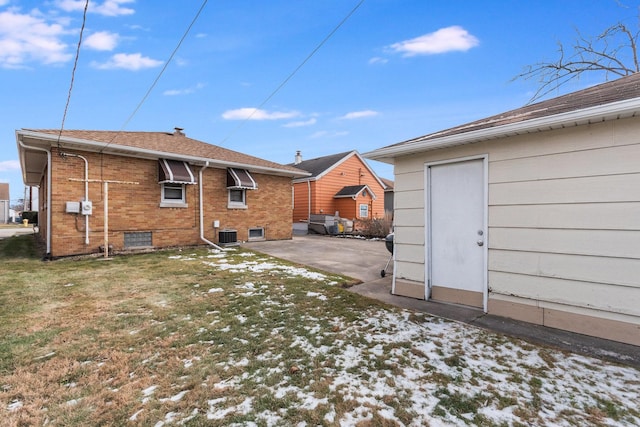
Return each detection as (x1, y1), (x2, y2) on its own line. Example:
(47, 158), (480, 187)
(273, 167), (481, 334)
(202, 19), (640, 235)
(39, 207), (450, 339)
(227, 168), (257, 190)
(158, 159), (196, 184)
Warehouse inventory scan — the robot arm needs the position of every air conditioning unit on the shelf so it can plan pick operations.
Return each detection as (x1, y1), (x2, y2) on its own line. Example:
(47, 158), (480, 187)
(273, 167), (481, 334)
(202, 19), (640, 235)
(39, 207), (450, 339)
(219, 229), (238, 245)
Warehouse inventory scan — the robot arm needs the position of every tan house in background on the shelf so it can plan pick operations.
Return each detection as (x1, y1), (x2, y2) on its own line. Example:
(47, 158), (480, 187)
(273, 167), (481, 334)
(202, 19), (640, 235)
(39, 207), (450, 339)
(365, 74), (640, 346)
(16, 128), (308, 258)
(290, 151), (387, 227)
(0, 183), (9, 224)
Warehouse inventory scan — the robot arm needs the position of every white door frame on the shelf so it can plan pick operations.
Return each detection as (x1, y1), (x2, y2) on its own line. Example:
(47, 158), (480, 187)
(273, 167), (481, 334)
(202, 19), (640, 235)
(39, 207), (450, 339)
(424, 154), (489, 312)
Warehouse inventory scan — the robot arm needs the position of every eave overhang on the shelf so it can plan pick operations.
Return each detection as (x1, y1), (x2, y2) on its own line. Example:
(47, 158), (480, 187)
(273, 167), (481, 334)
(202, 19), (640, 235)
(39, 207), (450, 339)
(363, 97), (640, 164)
(16, 130), (310, 186)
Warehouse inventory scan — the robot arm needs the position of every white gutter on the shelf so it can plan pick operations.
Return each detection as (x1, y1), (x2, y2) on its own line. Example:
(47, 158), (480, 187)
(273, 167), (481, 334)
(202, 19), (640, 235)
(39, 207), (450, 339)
(17, 136), (52, 257)
(61, 153), (89, 245)
(199, 162), (224, 251)
(16, 130), (311, 178)
(364, 97), (640, 161)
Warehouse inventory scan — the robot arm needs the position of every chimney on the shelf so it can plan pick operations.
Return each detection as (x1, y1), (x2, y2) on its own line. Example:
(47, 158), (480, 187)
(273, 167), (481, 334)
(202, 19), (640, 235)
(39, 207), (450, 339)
(294, 150), (302, 165)
(174, 127), (185, 136)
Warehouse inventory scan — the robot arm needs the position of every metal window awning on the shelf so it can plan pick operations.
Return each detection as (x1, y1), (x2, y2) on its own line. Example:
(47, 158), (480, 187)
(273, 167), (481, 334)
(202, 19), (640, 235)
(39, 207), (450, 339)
(227, 168), (257, 190)
(158, 159), (196, 184)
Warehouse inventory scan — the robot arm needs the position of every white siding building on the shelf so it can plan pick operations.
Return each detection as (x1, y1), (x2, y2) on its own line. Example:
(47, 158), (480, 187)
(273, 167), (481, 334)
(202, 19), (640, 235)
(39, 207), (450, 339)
(365, 74), (640, 346)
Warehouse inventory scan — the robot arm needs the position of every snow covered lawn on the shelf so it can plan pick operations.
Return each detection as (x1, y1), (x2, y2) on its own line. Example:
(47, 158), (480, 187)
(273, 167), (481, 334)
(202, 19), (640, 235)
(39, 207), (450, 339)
(1, 247), (638, 426)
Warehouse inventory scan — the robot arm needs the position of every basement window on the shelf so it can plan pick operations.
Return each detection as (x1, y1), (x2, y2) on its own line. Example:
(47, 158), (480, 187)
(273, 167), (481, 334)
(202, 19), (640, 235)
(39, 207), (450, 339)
(124, 232), (152, 248)
(248, 227), (265, 241)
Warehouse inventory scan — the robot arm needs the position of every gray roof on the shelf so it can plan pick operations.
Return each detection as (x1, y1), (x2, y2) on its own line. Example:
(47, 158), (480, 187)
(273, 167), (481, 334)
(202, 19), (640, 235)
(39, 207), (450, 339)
(390, 73), (640, 148)
(365, 73), (640, 162)
(288, 151), (353, 178)
(334, 185), (367, 198)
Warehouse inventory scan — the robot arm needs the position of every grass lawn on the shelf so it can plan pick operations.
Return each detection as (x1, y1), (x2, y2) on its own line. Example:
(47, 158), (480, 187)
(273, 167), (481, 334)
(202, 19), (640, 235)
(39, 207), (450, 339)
(0, 235), (638, 426)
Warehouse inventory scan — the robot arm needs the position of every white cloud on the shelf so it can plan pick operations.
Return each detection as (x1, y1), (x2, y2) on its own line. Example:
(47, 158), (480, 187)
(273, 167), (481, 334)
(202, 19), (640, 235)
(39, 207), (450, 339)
(389, 26), (479, 56)
(0, 160), (21, 172)
(368, 57), (388, 65)
(283, 118), (317, 128)
(339, 110), (379, 120)
(0, 10), (72, 68)
(222, 108), (300, 121)
(57, 0), (135, 17)
(309, 130), (349, 139)
(163, 83), (205, 96)
(91, 52), (162, 70)
(84, 31), (118, 51)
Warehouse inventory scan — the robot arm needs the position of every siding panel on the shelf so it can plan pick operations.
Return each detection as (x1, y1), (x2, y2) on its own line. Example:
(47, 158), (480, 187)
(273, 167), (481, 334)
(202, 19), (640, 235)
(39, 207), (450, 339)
(489, 203), (640, 230)
(394, 190), (424, 209)
(394, 171), (424, 192)
(393, 208), (424, 227)
(490, 144), (640, 183)
(489, 249), (640, 288)
(490, 271), (640, 316)
(395, 243), (424, 264)
(489, 228), (640, 258)
(489, 173), (640, 205)
(395, 226), (425, 245)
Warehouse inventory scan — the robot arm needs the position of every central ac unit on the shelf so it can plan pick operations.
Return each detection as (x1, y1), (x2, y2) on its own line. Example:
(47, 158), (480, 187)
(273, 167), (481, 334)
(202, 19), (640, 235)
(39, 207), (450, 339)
(219, 229), (238, 245)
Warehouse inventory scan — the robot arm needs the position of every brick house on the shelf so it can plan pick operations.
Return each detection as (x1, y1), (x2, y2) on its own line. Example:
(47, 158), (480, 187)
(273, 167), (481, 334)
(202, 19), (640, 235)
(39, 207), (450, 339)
(290, 151), (388, 225)
(16, 128), (309, 258)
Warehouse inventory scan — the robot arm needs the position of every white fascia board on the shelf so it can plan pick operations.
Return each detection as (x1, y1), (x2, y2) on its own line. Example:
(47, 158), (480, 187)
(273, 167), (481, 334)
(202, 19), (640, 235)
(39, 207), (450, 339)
(16, 130), (310, 178)
(364, 97), (640, 161)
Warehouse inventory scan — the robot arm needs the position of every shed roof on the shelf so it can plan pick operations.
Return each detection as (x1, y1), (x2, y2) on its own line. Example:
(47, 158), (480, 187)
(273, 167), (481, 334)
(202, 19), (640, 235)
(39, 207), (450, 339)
(333, 184), (376, 199)
(365, 73), (640, 162)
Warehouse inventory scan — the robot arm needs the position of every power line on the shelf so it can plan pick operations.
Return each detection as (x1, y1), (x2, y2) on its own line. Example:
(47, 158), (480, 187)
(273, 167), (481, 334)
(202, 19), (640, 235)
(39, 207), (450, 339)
(218, 0), (366, 145)
(100, 0), (209, 152)
(56, 0), (90, 153)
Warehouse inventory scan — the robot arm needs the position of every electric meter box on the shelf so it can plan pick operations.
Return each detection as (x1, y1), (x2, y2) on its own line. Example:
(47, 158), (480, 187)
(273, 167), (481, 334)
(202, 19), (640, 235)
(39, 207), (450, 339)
(66, 201), (80, 213)
(81, 201), (93, 215)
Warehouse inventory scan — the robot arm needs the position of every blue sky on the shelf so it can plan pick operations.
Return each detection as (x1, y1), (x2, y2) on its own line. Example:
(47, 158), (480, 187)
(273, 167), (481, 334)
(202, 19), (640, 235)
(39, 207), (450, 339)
(1, 0), (638, 204)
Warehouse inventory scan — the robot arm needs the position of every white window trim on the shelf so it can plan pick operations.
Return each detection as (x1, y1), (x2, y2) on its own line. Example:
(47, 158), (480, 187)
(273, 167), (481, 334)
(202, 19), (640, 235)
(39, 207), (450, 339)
(228, 189), (247, 209)
(248, 227), (265, 241)
(359, 203), (369, 218)
(160, 183), (188, 208)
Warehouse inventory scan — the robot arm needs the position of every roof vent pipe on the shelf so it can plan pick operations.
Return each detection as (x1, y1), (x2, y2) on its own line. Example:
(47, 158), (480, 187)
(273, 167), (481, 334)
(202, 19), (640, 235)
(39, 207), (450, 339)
(294, 150), (302, 165)
(174, 127), (185, 136)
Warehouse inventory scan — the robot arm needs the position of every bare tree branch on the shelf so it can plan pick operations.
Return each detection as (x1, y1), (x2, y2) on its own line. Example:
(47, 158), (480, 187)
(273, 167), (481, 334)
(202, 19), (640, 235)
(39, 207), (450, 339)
(513, 18), (640, 104)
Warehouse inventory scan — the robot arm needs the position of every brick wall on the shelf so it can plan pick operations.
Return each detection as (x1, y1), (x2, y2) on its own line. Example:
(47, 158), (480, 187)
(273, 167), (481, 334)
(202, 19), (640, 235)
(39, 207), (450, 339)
(48, 148), (293, 257)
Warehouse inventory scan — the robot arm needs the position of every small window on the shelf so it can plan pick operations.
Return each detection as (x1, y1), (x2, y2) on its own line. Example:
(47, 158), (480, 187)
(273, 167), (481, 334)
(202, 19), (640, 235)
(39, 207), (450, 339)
(248, 227), (265, 241)
(161, 183), (186, 206)
(359, 203), (369, 218)
(124, 232), (152, 248)
(228, 189), (247, 208)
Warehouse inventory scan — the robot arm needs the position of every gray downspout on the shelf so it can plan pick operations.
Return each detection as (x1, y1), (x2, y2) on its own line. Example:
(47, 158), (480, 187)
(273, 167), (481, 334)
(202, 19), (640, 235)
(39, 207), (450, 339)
(199, 162), (224, 250)
(17, 137), (52, 257)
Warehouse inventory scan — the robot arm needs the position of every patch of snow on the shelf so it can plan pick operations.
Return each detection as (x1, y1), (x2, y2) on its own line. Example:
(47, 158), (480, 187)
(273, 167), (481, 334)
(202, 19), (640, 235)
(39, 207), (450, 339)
(129, 409), (144, 421)
(208, 288), (224, 293)
(7, 400), (22, 411)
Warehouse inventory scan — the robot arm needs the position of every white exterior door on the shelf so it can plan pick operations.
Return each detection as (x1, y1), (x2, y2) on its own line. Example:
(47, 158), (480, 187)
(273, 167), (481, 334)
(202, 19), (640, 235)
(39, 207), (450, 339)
(427, 158), (486, 309)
